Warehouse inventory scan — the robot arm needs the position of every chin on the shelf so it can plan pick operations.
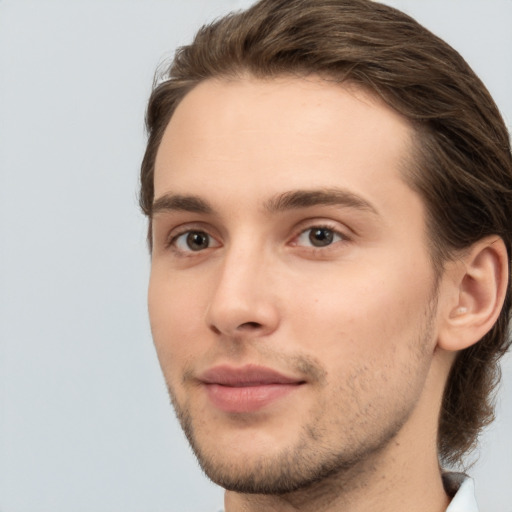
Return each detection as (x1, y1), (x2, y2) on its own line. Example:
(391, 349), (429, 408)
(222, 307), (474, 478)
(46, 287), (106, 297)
(196, 446), (346, 495)
(182, 416), (395, 496)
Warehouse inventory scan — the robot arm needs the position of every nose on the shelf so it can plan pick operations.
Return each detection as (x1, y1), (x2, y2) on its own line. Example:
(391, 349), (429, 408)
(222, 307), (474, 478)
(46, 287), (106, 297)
(205, 245), (280, 339)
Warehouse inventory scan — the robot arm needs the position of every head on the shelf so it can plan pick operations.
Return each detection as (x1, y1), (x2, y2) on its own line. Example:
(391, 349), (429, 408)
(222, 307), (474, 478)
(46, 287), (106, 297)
(141, 0), (512, 485)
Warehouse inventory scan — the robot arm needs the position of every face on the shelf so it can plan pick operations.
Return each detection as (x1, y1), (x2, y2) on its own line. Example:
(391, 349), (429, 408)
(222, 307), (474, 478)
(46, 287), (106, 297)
(149, 76), (441, 494)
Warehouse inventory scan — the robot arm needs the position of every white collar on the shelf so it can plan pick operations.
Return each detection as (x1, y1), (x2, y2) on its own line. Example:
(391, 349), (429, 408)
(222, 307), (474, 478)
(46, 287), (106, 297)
(445, 473), (479, 512)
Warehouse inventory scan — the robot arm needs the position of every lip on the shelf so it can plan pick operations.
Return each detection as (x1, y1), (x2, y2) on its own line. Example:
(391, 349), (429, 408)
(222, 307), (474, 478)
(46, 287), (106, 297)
(199, 364), (305, 413)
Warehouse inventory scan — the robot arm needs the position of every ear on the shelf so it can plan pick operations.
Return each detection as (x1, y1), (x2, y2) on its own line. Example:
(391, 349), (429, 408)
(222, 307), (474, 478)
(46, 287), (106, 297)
(437, 236), (509, 352)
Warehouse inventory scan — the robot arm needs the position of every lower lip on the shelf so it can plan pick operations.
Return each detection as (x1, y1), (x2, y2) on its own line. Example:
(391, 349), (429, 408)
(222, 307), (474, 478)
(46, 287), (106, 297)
(204, 383), (301, 413)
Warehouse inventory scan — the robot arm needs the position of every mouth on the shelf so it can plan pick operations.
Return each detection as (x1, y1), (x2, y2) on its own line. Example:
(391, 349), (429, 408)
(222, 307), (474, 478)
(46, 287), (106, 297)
(198, 364), (306, 413)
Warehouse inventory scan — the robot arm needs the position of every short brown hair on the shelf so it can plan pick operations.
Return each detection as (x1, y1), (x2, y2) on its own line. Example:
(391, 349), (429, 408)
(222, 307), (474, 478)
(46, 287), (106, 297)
(140, 0), (512, 466)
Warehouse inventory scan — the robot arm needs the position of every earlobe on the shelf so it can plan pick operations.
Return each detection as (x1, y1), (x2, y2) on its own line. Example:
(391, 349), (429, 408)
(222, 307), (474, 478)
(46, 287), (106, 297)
(438, 236), (508, 352)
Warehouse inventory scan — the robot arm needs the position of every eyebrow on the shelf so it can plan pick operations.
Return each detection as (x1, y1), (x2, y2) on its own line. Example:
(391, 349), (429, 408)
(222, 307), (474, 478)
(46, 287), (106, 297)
(151, 188), (378, 217)
(264, 188), (378, 214)
(152, 194), (213, 215)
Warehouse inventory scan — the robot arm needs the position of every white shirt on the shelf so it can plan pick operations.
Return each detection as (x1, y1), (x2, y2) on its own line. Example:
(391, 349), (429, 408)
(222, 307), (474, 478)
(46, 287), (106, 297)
(445, 473), (479, 512)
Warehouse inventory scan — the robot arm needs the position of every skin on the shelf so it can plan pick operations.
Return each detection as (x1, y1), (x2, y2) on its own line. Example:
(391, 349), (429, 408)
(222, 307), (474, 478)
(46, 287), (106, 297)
(148, 76), (457, 512)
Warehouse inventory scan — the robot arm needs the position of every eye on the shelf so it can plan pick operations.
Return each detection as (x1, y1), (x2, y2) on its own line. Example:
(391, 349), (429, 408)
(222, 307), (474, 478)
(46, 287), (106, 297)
(295, 226), (343, 248)
(172, 230), (219, 252)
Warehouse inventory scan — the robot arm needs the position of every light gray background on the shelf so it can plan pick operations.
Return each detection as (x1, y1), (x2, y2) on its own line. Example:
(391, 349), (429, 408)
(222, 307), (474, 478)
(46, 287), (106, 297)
(1, 1), (511, 511)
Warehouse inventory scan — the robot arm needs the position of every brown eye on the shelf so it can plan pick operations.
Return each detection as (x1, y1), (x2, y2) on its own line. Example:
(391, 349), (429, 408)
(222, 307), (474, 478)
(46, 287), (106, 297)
(186, 231), (210, 250)
(295, 226), (343, 248)
(174, 230), (216, 252)
(309, 228), (335, 247)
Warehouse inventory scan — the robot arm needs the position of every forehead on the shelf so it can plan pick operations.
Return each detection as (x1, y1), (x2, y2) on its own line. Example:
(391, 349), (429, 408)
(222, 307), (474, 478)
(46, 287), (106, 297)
(154, 75), (416, 214)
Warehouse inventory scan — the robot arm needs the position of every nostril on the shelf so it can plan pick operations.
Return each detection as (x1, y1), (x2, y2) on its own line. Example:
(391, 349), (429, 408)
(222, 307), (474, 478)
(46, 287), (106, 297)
(239, 321), (262, 330)
(207, 320), (264, 335)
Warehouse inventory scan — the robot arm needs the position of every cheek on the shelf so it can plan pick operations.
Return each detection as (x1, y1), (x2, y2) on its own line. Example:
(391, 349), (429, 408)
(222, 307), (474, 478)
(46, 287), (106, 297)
(286, 261), (435, 364)
(293, 273), (436, 421)
(148, 271), (208, 377)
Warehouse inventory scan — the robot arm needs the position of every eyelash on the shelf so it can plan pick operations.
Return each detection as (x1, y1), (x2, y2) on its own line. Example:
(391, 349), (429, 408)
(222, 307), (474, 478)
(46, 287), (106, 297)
(291, 223), (347, 250)
(166, 222), (349, 256)
(166, 227), (219, 255)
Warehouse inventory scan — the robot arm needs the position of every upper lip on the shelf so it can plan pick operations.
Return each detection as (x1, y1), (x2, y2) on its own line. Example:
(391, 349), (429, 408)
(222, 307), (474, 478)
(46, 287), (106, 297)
(199, 364), (305, 387)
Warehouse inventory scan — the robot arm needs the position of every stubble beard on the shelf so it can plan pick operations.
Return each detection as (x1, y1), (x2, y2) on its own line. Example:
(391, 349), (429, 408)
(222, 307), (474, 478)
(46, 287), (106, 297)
(170, 392), (409, 496)
(167, 361), (426, 495)
(166, 296), (439, 496)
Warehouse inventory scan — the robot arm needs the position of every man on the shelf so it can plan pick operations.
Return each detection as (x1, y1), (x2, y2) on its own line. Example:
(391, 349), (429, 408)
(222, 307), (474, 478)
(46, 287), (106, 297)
(140, 0), (512, 510)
